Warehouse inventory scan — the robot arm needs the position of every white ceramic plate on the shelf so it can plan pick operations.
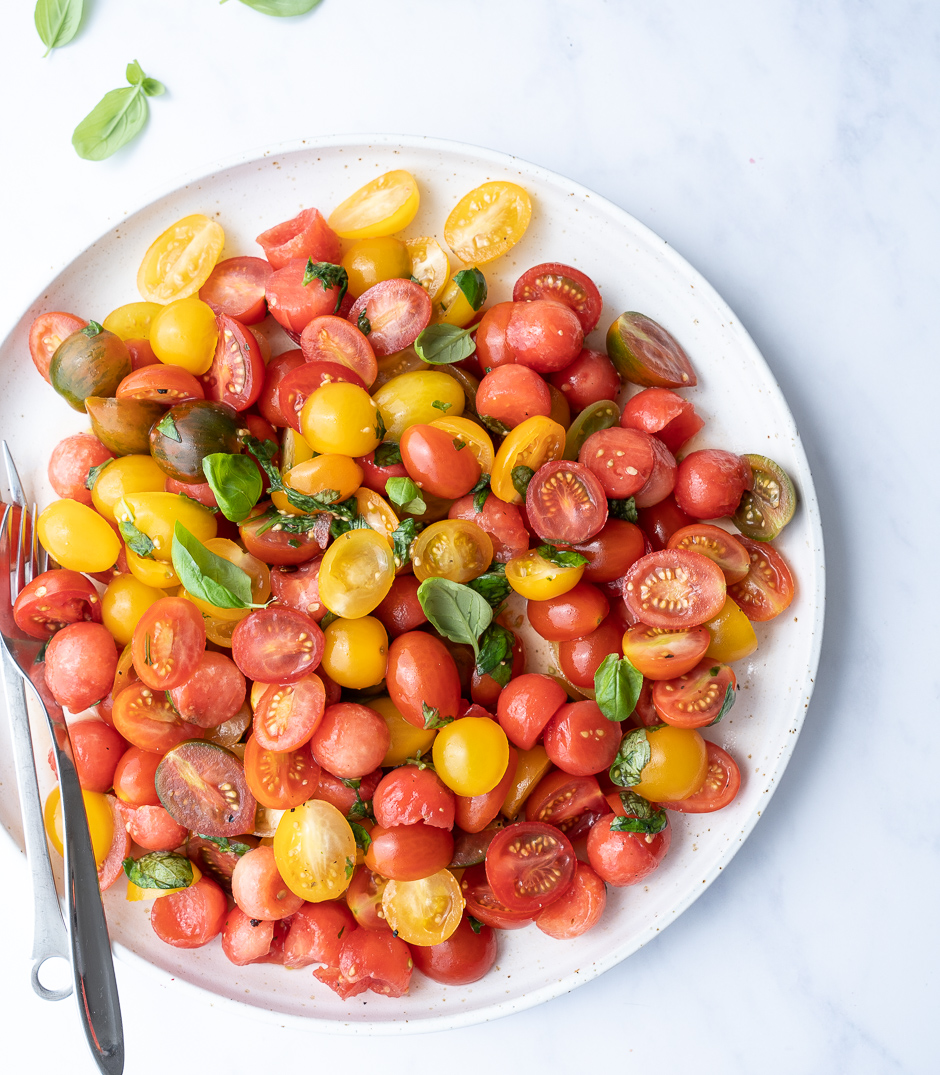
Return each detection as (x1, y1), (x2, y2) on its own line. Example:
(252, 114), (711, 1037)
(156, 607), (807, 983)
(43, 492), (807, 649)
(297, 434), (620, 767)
(0, 134), (824, 1033)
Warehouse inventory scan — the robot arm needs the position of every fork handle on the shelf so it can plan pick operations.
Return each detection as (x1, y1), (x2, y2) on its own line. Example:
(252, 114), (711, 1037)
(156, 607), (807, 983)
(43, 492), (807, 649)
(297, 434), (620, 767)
(1, 648), (71, 1001)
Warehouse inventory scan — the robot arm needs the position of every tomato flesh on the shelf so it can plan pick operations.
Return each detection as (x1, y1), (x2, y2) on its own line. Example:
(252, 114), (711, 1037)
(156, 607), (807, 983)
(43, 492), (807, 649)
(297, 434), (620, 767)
(155, 741), (256, 838)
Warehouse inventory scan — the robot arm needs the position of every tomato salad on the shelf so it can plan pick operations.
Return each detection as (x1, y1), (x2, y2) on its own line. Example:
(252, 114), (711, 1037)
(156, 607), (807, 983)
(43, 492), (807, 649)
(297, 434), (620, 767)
(21, 169), (797, 1000)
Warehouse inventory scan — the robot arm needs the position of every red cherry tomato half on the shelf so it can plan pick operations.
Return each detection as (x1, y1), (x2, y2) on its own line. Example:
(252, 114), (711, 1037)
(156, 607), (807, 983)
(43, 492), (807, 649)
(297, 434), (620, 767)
(525, 770), (608, 829)
(474, 301), (515, 373)
(526, 581), (610, 642)
(29, 311), (87, 383)
(131, 597), (207, 691)
(659, 742), (742, 812)
(485, 821), (576, 913)
(448, 493), (529, 564)
(513, 263), (603, 334)
(269, 556), (328, 622)
(525, 459), (608, 545)
(253, 674), (326, 753)
(622, 549), (727, 630)
(300, 314), (377, 387)
(111, 683), (204, 754)
(113, 746), (162, 806)
(557, 615), (625, 690)
(119, 802), (188, 852)
(460, 863), (534, 930)
(372, 575), (427, 637)
(117, 365), (205, 403)
(200, 315), (265, 411)
(637, 493), (695, 551)
(535, 860), (607, 939)
(476, 365), (552, 430)
(309, 702), (391, 780)
(126, 339), (161, 370)
(386, 631), (462, 729)
(13, 569), (102, 639)
(651, 658), (737, 728)
(620, 624), (711, 680)
(496, 673), (567, 751)
(347, 279), (432, 357)
(256, 207), (340, 271)
(243, 733), (321, 810)
(257, 350), (305, 428)
(151, 876), (229, 949)
(667, 523), (751, 584)
(67, 720), (128, 793)
(454, 746), (518, 834)
(231, 607), (325, 684)
(727, 537), (795, 622)
(199, 256), (273, 325)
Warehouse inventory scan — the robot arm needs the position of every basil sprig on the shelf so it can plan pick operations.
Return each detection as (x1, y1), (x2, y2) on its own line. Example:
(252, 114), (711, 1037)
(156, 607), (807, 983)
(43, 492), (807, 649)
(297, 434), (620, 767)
(302, 260), (347, 313)
(80, 320), (104, 338)
(386, 476), (426, 515)
(172, 522), (255, 609)
(453, 268), (487, 312)
(72, 61), (165, 161)
(154, 411), (181, 443)
(202, 453), (263, 522)
(536, 544), (589, 569)
(122, 851), (194, 891)
(609, 791), (668, 835)
(195, 834), (253, 857)
(422, 702), (454, 730)
(35, 0), (84, 58)
(478, 414), (511, 437)
(349, 822), (373, 853)
(414, 324), (476, 365)
(357, 310), (372, 336)
(391, 518), (421, 568)
(234, 0), (323, 15)
(594, 654), (643, 722)
(610, 728), (652, 788)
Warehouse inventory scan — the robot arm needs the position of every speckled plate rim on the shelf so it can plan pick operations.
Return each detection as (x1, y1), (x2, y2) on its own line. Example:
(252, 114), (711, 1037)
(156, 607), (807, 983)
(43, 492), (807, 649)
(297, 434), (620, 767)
(0, 133), (825, 1035)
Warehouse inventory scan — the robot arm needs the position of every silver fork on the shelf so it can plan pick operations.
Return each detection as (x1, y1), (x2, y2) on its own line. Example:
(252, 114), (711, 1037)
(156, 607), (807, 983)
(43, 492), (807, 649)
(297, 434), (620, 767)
(1, 442), (124, 1075)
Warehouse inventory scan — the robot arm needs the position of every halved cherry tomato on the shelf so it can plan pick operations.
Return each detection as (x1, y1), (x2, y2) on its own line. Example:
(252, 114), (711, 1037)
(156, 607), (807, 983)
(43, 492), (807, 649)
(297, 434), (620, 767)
(659, 742), (741, 812)
(454, 746), (518, 834)
(622, 549), (727, 630)
(491, 415), (566, 504)
(496, 674), (566, 751)
(476, 364), (551, 430)
(155, 740), (256, 837)
(131, 597), (206, 690)
(243, 734), (321, 810)
(525, 460), (608, 545)
(328, 171), (420, 239)
(200, 315), (265, 411)
(257, 207), (340, 270)
(300, 314), (377, 386)
(621, 387), (705, 453)
(557, 615), (624, 689)
(47, 433), (113, 507)
(29, 312), (88, 383)
(459, 863), (534, 929)
(138, 215), (225, 304)
(13, 569), (102, 639)
(485, 821), (575, 913)
(514, 263), (603, 333)
(113, 746), (162, 806)
(525, 770), (607, 829)
(447, 492), (529, 564)
(239, 503), (325, 566)
(728, 537), (795, 621)
(278, 362), (366, 432)
(347, 279), (431, 357)
(116, 365), (205, 403)
(505, 548), (584, 601)
(253, 674), (326, 753)
(543, 701), (621, 777)
(404, 236), (449, 303)
(400, 424), (482, 500)
(674, 449), (752, 520)
(111, 682), (203, 753)
(535, 860), (607, 939)
(44, 622), (117, 711)
(651, 658), (736, 728)
(527, 581), (610, 642)
(231, 846), (305, 921)
(316, 928), (414, 999)
(621, 624), (711, 680)
(199, 255), (273, 324)
(231, 607), (324, 684)
(667, 523), (750, 583)
(257, 349), (305, 428)
(445, 181), (532, 264)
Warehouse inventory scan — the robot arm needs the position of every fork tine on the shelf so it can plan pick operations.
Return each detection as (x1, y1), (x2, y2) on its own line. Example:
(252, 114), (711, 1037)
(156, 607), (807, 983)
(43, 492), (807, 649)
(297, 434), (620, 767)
(2, 441), (26, 509)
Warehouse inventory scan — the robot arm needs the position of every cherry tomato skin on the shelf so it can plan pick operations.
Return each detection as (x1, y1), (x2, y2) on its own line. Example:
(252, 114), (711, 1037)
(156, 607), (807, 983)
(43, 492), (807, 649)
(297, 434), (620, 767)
(126, 339), (160, 369)
(309, 703), (391, 780)
(557, 615), (625, 689)
(45, 622), (118, 711)
(587, 812), (671, 887)
(549, 349), (621, 412)
(485, 822), (576, 913)
(256, 207), (340, 270)
(459, 863), (535, 929)
(278, 361), (366, 432)
(119, 802), (188, 852)
(566, 519), (646, 585)
(621, 387), (705, 454)
(469, 629), (525, 708)
(199, 256), (273, 324)
(674, 449), (752, 520)
(333, 928), (414, 999)
(387, 632), (462, 729)
(116, 365), (205, 404)
(356, 448), (409, 496)
(232, 846), (305, 921)
(364, 822), (455, 882)
(400, 424), (482, 499)
(448, 493), (529, 563)
(506, 300), (584, 373)
(269, 556), (328, 622)
(496, 674), (567, 751)
(454, 746), (518, 833)
(111, 684), (204, 754)
(476, 365), (552, 430)
(514, 263), (603, 334)
(373, 575), (428, 637)
(231, 607), (325, 684)
(347, 279), (432, 357)
(373, 766), (456, 830)
(280, 902), (357, 968)
(659, 742), (742, 812)
(151, 876), (228, 949)
(728, 538), (796, 622)
(65, 720), (127, 793)
(637, 493), (695, 551)
(169, 651), (246, 729)
(580, 426), (656, 498)
(525, 769), (608, 827)
(526, 459), (608, 545)
(543, 701), (622, 777)
(409, 914), (499, 985)
(266, 258), (343, 335)
(300, 314), (377, 386)
(535, 860), (607, 939)
(29, 311), (87, 382)
(527, 581), (610, 642)
(345, 865), (391, 932)
(13, 569), (103, 639)
(113, 746), (162, 806)
(622, 549), (727, 630)
(474, 301), (516, 372)
(221, 907), (274, 966)
(651, 658), (736, 728)
(47, 434), (114, 506)
(257, 349), (305, 428)
(132, 598), (206, 691)
(253, 675), (326, 753)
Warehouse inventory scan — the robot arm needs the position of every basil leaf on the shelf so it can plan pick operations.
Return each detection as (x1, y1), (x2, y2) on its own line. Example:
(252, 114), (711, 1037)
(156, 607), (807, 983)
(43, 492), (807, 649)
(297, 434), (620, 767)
(537, 543), (590, 568)
(195, 834), (252, 857)
(422, 702), (453, 730)
(375, 409), (387, 441)
(478, 414), (512, 437)
(172, 522), (253, 609)
(35, 0), (84, 58)
(357, 310), (371, 336)
(432, 400), (452, 413)
(391, 518), (420, 568)
(610, 728), (651, 788)
(594, 654), (643, 722)
(242, 434), (282, 493)
(154, 411), (181, 443)
(349, 822), (373, 853)
(385, 476), (426, 515)
(710, 682), (736, 726)
(467, 563), (510, 610)
(511, 465), (535, 498)
(609, 791), (668, 835)
(608, 496), (638, 523)
(417, 577), (492, 658)
(414, 323), (476, 365)
(453, 268), (487, 312)
(72, 62), (165, 161)
(329, 511), (371, 540)
(80, 320), (103, 337)
(85, 458), (113, 490)
(374, 441), (402, 467)
(235, 0), (323, 15)
(122, 851), (193, 891)
(202, 453), (263, 522)
(475, 623), (514, 687)
(119, 519), (155, 559)
(468, 915), (483, 934)
(302, 260), (347, 313)
(345, 856), (355, 880)
(470, 473), (491, 513)
(453, 438), (468, 452)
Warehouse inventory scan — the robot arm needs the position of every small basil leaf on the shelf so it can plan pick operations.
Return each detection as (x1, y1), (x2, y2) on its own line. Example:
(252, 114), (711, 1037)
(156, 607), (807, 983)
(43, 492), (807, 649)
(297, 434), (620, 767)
(470, 473), (491, 513)
(478, 414), (512, 437)
(710, 682), (736, 726)
(172, 522), (253, 609)
(422, 702), (453, 730)
(391, 517), (421, 568)
(385, 476), (426, 515)
(537, 543), (590, 568)
(594, 654), (643, 722)
(453, 268), (488, 312)
(511, 465), (535, 498)
(417, 577), (492, 658)
(374, 441), (402, 467)
(195, 834), (252, 857)
(35, 0), (84, 58)
(432, 400), (452, 412)
(72, 64), (163, 161)
(375, 409), (386, 441)
(475, 623), (514, 687)
(608, 497), (638, 523)
(80, 320), (103, 337)
(610, 728), (651, 788)
(467, 915), (483, 934)
(414, 323), (476, 365)
(125, 60), (144, 84)
(119, 519), (155, 559)
(241, 434), (282, 493)
(349, 822), (373, 853)
(235, 0), (323, 15)
(329, 511), (371, 540)
(141, 78), (165, 97)
(154, 411), (182, 443)
(202, 453), (263, 522)
(85, 458), (113, 490)
(357, 310), (371, 336)
(122, 851), (194, 891)
(302, 260), (347, 313)
(467, 563), (510, 610)
(609, 791), (668, 835)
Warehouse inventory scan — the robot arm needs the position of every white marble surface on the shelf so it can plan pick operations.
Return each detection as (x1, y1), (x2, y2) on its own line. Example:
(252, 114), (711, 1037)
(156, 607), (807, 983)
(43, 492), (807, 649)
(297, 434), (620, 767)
(0, 1), (936, 1072)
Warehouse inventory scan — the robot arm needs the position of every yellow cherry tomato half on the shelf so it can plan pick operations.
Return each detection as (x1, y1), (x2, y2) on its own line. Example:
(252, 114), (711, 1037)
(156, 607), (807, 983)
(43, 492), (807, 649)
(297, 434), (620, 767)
(412, 519), (494, 584)
(44, 786), (114, 868)
(630, 726), (709, 802)
(353, 488), (401, 548)
(137, 213), (225, 303)
(368, 695), (437, 767)
(103, 301), (162, 341)
(703, 596), (759, 664)
(328, 170), (420, 239)
(114, 492), (217, 561)
(149, 296), (219, 376)
(505, 548), (584, 601)
(91, 454), (167, 523)
(273, 799), (356, 902)
(300, 381), (384, 457)
(405, 237), (450, 303)
(432, 716), (510, 797)
(429, 416), (495, 474)
(372, 370), (465, 440)
(491, 415), (566, 503)
(37, 499), (121, 573)
(272, 455), (364, 516)
(382, 869), (465, 946)
(444, 181), (532, 265)
(320, 616), (389, 689)
(318, 529), (395, 618)
(101, 574), (165, 646)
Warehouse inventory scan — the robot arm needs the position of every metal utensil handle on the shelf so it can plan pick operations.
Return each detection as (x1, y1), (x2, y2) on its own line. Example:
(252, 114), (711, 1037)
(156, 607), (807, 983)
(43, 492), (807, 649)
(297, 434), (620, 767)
(1, 647), (72, 1001)
(48, 718), (125, 1075)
